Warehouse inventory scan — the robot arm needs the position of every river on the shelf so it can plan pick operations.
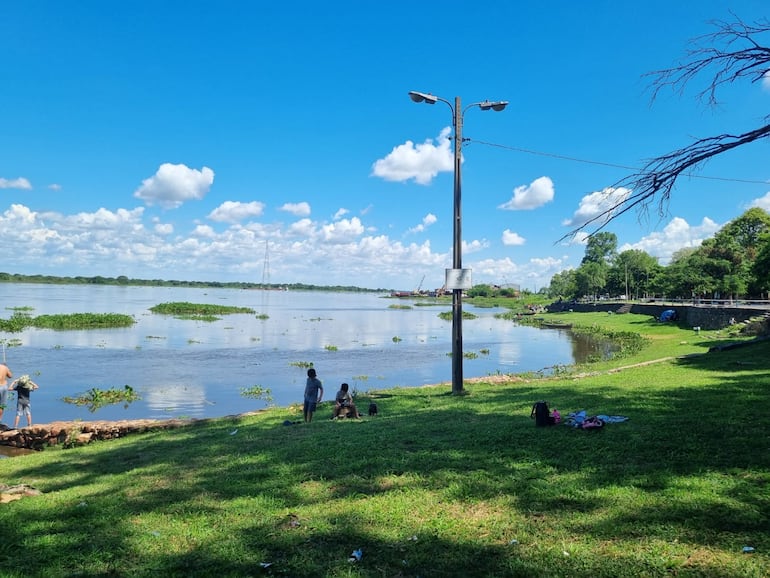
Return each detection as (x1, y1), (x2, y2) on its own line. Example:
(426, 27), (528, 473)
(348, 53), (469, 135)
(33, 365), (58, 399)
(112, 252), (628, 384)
(0, 284), (600, 426)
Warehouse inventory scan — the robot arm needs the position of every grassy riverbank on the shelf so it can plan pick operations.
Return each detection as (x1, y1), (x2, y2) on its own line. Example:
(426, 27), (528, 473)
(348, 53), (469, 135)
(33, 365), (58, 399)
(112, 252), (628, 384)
(1, 313), (768, 577)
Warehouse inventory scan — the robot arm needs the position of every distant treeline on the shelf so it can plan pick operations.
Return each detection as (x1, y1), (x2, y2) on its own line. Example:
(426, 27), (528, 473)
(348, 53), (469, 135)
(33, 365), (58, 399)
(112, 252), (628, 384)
(0, 272), (389, 293)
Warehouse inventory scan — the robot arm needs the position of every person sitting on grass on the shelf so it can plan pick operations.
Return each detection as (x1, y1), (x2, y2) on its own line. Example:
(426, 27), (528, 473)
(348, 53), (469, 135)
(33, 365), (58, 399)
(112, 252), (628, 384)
(9, 374), (39, 429)
(332, 382), (360, 419)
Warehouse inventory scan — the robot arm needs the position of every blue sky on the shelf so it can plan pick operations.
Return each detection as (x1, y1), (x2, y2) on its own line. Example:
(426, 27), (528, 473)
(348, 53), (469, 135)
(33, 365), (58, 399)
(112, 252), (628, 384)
(2, 1), (769, 292)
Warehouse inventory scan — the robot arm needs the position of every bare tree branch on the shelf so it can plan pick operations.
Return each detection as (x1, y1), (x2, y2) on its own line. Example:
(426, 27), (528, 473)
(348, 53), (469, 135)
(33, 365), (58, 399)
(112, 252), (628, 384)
(648, 12), (770, 106)
(560, 14), (770, 244)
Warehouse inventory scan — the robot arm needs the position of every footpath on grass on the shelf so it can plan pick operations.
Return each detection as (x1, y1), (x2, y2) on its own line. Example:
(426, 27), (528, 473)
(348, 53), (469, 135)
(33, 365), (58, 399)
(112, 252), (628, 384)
(0, 357), (683, 451)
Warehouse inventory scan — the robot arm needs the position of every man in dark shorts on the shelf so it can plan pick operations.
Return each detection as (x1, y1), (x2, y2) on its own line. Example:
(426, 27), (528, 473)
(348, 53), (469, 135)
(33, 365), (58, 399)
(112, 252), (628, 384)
(9, 374), (38, 429)
(303, 368), (323, 423)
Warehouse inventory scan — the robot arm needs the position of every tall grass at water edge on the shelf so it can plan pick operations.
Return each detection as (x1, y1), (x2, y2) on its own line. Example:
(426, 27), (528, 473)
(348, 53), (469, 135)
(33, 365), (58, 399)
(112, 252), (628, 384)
(0, 312), (768, 577)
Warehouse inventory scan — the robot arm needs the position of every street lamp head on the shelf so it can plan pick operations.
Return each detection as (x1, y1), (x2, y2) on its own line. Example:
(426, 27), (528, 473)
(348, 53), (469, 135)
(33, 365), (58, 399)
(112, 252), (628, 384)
(479, 100), (509, 112)
(408, 91), (438, 105)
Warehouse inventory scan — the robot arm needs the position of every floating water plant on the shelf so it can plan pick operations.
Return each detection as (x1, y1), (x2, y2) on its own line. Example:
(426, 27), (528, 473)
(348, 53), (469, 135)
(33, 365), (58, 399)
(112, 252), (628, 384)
(150, 302), (255, 315)
(62, 385), (141, 412)
(240, 385), (273, 402)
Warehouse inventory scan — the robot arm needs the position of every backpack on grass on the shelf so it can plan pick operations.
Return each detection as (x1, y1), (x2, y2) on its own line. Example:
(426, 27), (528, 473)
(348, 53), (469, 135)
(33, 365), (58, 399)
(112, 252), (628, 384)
(530, 401), (555, 427)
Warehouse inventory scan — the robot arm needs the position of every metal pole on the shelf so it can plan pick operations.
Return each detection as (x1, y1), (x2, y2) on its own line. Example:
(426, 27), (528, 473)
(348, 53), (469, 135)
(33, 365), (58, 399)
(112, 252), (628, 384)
(452, 96), (464, 395)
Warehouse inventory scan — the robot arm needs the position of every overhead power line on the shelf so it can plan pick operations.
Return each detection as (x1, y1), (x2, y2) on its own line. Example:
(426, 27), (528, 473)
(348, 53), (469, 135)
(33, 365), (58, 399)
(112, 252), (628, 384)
(470, 138), (769, 185)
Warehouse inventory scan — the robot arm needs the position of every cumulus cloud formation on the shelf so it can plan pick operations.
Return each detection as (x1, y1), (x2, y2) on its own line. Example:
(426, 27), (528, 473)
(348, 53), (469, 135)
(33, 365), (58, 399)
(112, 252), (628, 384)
(498, 176), (554, 210)
(621, 216), (720, 265)
(322, 217), (365, 242)
(133, 163), (214, 209)
(409, 213), (437, 234)
(371, 127), (453, 185)
(155, 223), (174, 235)
(0, 177), (32, 190)
(502, 229), (526, 246)
(562, 187), (631, 227)
(280, 202), (311, 217)
(208, 201), (265, 223)
(750, 191), (770, 210)
(462, 239), (488, 254)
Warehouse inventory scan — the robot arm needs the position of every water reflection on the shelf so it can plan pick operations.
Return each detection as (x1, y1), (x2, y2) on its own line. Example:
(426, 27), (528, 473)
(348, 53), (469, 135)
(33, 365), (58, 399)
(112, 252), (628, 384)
(0, 284), (608, 424)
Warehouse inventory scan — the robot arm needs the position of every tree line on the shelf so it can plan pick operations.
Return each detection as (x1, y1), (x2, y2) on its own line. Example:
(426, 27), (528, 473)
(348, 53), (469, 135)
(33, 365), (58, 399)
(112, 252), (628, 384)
(0, 272), (388, 293)
(546, 207), (770, 301)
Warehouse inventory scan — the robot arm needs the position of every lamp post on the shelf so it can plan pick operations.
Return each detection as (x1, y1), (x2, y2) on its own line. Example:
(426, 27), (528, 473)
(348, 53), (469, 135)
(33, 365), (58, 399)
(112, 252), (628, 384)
(408, 91), (508, 395)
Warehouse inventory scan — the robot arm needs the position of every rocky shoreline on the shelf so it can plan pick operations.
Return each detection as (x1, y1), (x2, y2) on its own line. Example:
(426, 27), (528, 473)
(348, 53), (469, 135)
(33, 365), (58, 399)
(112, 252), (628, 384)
(0, 417), (197, 451)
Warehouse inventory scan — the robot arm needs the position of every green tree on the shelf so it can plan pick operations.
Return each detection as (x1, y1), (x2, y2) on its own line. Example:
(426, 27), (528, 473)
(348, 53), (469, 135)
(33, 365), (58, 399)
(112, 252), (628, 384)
(751, 232), (770, 295)
(581, 232), (617, 265)
(547, 269), (578, 300)
(607, 250), (661, 298)
(575, 261), (607, 299)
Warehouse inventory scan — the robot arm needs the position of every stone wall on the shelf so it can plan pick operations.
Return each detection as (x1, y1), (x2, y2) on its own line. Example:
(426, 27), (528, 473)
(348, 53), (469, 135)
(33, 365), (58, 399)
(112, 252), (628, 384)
(548, 301), (768, 330)
(0, 418), (194, 451)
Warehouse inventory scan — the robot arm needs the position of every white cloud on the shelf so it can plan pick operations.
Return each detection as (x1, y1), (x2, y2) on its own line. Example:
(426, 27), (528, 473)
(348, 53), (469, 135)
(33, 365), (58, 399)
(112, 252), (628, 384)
(155, 223), (174, 235)
(208, 200), (265, 223)
(48, 183), (62, 191)
(0, 177), (32, 190)
(502, 229), (526, 246)
(620, 216), (721, 265)
(462, 239), (488, 254)
(288, 218), (315, 237)
(334, 208), (349, 220)
(133, 163), (214, 209)
(498, 176), (554, 210)
(749, 191), (770, 210)
(562, 187), (631, 227)
(322, 217), (365, 243)
(408, 213), (437, 233)
(763, 71), (770, 91)
(279, 202), (311, 217)
(371, 127), (453, 185)
(192, 224), (216, 238)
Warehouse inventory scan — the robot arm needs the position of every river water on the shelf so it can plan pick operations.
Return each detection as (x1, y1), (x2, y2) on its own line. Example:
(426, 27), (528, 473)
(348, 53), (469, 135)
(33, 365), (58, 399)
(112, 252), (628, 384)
(0, 284), (598, 426)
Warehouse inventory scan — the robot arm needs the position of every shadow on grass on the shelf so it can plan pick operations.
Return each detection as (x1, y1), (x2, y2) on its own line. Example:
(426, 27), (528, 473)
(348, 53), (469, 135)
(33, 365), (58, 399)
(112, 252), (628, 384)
(1, 341), (769, 576)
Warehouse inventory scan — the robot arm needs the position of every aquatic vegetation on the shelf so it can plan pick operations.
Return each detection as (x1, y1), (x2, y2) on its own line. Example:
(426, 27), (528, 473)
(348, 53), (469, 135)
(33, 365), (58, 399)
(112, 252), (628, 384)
(255, 313), (269, 320)
(388, 304), (412, 310)
(175, 314), (220, 321)
(438, 311), (478, 321)
(392, 336), (402, 343)
(324, 344), (338, 351)
(239, 385), (273, 402)
(289, 361), (313, 369)
(34, 313), (136, 330)
(150, 302), (255, 315)
(62, 385), (141, 412)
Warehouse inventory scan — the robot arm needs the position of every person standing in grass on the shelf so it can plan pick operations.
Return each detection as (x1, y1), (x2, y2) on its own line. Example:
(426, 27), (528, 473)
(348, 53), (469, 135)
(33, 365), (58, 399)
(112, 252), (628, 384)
(303, 368), (323, 423)
(9, 374), (38, 429)
(0, 362), (12, 424)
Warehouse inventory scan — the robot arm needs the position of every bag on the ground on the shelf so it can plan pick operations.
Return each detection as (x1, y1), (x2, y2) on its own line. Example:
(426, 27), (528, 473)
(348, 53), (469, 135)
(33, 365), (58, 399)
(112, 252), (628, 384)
(531, 401), (555, 426)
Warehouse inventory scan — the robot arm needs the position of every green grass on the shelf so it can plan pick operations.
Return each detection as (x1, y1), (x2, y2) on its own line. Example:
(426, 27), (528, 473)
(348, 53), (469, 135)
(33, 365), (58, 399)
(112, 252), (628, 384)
(0, 313), (768, 577)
